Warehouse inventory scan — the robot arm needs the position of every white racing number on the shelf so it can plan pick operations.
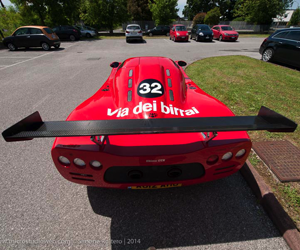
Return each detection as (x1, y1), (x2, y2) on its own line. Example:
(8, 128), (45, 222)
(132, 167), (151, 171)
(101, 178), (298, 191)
(137, 79), (164, 98)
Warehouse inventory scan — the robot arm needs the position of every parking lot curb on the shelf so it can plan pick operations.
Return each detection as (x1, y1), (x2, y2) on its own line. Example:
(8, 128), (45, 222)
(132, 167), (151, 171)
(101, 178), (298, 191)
(240, 160), (300, 250)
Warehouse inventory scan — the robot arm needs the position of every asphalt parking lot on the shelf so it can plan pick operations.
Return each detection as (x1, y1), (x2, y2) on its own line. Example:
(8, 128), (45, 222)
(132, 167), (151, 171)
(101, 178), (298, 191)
(0, 38), (290, 250)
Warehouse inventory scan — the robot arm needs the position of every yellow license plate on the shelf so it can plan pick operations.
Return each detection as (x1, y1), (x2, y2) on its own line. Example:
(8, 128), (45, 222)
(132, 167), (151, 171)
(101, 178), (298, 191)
(129, 184), (182, 189)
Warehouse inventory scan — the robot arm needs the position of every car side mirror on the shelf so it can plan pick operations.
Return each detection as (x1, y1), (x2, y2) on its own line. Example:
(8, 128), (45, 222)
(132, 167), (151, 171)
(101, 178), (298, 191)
(178, 61), (187, 67)
(110, 62), (120, 68)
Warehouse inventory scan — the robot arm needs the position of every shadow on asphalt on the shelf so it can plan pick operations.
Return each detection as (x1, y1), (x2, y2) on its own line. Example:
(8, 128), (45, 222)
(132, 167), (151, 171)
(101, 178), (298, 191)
(87, 173), (283, 250)
(126, 40), (147, 44)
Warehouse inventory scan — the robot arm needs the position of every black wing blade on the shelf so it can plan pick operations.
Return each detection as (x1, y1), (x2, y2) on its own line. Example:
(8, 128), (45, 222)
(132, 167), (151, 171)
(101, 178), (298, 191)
(2, 106), (297, 142)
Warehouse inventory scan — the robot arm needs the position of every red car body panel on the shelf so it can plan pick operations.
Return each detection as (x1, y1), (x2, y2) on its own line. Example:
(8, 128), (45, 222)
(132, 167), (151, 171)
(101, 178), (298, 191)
(170, 25), (189, 42)
(51, 57), (252, 189)
(212, 25), (239, 41)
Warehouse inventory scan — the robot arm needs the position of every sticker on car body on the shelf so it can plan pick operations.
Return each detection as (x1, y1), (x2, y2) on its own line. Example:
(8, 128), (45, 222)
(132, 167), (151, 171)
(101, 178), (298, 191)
(128, 184), (182, 189)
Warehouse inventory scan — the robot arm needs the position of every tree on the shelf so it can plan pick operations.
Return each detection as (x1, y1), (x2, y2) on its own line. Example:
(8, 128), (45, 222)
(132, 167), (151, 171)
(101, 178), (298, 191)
(80, 0), (129, 33)
(127, 0), (152, 20)
(0, 5), (23, 37)
(193, 12), (206, 25)
(10, 0), (81, 27)
(46, 0), (81, 26)
(183, 0), (217, 20)
(149, 0), (178, 25)
(11, 0), (47, 26)
(234, 0), (293, 25)
(0, 0), (5, 8)
(289, 7), (300, 26)
(204, 7), (220, 25)
(218, 0), (237, 20)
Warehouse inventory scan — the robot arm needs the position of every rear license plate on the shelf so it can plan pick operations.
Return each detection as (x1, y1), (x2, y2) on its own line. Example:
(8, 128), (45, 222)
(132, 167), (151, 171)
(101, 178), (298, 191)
(129, 184), (182, 189)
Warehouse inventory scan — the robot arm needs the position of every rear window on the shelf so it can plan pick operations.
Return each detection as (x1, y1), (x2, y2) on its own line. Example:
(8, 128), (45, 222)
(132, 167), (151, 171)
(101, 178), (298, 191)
(44, 28), (54, 34)
(221, 26), (233, 31)
(273, 31), (288, 39)
(285, 31), (300, 41)
(198, 25), (210, 31)
(127, 25), (140, 30)
(175, 26), (187, 31)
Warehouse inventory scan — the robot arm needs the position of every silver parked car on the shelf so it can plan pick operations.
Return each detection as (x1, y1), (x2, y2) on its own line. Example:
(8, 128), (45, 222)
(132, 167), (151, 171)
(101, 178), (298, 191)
(125, 24), (143, 43)
(75, 26), (97, 38)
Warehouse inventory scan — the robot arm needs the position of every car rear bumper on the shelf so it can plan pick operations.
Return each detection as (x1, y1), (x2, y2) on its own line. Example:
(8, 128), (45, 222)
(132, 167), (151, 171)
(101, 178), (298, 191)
(52, 137), (251, 189)
(126, 35), (143, 40)
(198, 35), (213, 41)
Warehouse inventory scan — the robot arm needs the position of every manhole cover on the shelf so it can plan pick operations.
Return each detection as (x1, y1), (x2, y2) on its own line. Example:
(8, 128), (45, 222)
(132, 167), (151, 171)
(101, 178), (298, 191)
(252, 141), (300, 182)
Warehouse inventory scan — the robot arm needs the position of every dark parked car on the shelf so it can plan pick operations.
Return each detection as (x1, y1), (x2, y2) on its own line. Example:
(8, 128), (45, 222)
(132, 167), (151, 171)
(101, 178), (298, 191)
(145, 25), (170, 36)
(191, 24), (213, 42)
(259, 28), (300, 68)
(52, 25), (81, 41)
(3, 26), (60, 51)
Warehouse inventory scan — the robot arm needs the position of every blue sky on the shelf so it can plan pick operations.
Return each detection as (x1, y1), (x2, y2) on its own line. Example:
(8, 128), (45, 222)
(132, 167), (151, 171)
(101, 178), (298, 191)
(2, 0), (300, 17)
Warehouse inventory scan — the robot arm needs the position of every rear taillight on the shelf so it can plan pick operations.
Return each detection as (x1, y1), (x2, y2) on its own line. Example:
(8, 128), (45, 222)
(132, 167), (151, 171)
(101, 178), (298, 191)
(126, 31), (130, 33)
(138, 30), (142, 33)
(73, 29), (78, 32)
(263, 38), (268, 43)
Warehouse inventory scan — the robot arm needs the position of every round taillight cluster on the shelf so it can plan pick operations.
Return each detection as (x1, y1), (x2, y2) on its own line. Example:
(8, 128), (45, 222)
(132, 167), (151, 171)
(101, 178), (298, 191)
(222, 152), (233, 161)
(74, 158), (86, 167)
(58, 156), (70, 166)
(90, 160), (102, 168)
(206, 155), (219, 165)
(58, 156), (102, 169)
(206, 149), (247, 165)
(236, 149), (246, 158)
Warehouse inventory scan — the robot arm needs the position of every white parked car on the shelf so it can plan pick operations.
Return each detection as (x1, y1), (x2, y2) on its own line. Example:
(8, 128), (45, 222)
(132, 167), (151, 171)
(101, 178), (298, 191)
(75, 26), (97, 38)
(125, 24), (143, 43)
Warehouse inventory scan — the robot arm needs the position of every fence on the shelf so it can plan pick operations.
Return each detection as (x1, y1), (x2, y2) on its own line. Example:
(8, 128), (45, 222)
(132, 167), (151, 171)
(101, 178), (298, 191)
(219, 21), (270, 32)
(122, 21), (193, 31)
(123, 20), (271, 32)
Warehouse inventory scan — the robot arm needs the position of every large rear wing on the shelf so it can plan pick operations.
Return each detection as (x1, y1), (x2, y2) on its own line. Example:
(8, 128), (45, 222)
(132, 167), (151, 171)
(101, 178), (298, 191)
(2, 106), (297, 142)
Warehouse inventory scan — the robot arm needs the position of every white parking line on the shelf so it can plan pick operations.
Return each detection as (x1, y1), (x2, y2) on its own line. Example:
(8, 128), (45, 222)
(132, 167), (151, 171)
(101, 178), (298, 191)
(0, 52), (54, 71)
(0, 42), (78, 71)
(0, 57), (32, 59)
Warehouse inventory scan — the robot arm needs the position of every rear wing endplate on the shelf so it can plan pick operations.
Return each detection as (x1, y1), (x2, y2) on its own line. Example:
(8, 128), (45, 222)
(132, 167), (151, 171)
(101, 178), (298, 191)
(2, 106), (297, 142)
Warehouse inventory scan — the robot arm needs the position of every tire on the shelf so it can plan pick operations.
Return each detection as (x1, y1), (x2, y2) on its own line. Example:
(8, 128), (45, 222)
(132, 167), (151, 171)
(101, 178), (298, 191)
(262, 48), (274, 62)
(149, 32), (153, 37)
(41, 42), (50, 51)
(54, 44), (60, 49)
(169, 36), (171, 40)
(126, 38), (129, 43)
(86, 33), (91, 38)
(196, 35), (200, 42)
(219, 35), (223, 41)
(7, 43), (17, 51)
(69, 35), (76, 41)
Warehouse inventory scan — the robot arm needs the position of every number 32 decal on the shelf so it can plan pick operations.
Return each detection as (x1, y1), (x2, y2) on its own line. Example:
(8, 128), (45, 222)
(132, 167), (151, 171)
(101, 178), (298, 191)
(137, 79), (164, 98)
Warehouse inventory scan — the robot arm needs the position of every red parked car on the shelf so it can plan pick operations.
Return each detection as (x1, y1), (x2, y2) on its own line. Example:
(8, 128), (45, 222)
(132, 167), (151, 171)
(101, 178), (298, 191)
(2, 57), (297, 189)
(170, 24), (189, 42)
(212, 25), (239, 41)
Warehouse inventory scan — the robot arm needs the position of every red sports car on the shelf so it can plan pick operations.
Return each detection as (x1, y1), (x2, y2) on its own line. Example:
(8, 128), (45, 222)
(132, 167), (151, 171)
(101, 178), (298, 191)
(2, 57), (296, 189)
(170, 24), (189, 42)
(212, 25), (239, 41)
